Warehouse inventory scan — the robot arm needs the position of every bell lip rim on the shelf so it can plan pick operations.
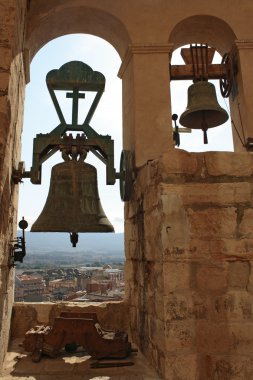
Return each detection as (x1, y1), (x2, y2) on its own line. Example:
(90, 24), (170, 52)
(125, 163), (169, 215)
(179, 109), (229, 129)
(30, 229), (115, 233)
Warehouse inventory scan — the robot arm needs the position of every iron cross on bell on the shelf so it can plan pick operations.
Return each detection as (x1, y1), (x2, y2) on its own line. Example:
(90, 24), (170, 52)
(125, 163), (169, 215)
(14, 61), (133, 247)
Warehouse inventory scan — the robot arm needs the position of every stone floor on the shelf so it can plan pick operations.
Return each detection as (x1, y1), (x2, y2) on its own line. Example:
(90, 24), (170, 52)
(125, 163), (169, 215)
(1, 339), (162, 380)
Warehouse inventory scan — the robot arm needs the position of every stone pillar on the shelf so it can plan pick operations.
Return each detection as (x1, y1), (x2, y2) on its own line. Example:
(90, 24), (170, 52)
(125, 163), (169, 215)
(0, 0), (27, 367)
(118, 44), (174, 167)
(125, 148), (253, 379)
(230, 40), (253, 151)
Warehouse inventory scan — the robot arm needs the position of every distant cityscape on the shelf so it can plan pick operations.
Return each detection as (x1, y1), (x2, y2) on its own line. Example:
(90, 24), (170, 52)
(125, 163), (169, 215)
(15, 265), (124, 302)
(14, 232), (125, 302)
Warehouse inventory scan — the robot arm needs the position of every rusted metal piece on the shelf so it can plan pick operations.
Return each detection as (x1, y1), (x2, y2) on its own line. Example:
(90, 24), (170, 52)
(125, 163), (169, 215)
(220, 53), (234, 97)
(9, 218), (28, 267)
(91, 360), (135, 368)
(23, 313), (132, 362)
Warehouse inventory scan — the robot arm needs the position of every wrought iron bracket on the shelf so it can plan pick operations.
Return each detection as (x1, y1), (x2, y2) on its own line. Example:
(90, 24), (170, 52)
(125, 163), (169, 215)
(116, 150), (134, 201)
(12, 162), (31, 184)
(29, 133), (116, 185)
(14, 61), (117, 185)
(13, 61), (135, 201)
(9, 218), (28, 267)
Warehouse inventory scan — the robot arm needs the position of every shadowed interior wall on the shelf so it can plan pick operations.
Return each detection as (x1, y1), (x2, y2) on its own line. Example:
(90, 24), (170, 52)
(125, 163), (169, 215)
(0, 0), (27, 366)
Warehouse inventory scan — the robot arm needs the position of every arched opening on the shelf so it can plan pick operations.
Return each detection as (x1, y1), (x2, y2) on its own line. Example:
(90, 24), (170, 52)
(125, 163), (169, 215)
(16, 34), (125, 303)
(26, 4), (131, 60)
(170, 45), (234, 152)
(169, 15), (240, 152)
(169, 15), (237, 55)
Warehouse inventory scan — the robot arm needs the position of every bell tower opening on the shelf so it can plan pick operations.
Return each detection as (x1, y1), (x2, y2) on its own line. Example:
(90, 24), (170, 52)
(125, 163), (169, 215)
(170, 44), (234, 152)
(16, 34), (125, 303)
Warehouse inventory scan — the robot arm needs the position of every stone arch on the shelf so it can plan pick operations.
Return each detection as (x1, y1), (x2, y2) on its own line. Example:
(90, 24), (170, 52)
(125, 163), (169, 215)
(168, 15), (237, 55)
(168, 15), (237, 152)
(25, 4), (131, 61)
(19, 34), (124, 235)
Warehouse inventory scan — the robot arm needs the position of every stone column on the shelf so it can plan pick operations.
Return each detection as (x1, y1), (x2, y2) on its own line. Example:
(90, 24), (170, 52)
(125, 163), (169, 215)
(0, 0), (27, 368)
(230, 40), (253, 151)
(125, 148), (253, 379)
(118, 43), (174, 167)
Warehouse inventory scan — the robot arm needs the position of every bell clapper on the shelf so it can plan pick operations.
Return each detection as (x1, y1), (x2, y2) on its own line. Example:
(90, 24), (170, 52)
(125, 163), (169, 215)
(201, 112), (208, 144)
(172, 114), (180, 147)
(70, 232), (79, 247)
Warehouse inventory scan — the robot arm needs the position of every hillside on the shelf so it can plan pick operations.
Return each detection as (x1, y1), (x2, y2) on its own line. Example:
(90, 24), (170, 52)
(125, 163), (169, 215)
(19, 231), (124, 254)
(15, 232), (125, 268)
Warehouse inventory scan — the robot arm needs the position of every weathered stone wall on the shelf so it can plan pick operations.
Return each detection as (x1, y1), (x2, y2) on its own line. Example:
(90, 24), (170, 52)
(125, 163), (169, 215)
(0, 0), (27, 367)
(125, 149), (253, 379)
(11, 301), (129, 339)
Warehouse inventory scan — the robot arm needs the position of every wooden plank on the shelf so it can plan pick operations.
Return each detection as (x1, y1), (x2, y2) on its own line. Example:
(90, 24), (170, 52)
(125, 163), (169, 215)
(170, 64), (226, 80)
(181, 47), (215, 65)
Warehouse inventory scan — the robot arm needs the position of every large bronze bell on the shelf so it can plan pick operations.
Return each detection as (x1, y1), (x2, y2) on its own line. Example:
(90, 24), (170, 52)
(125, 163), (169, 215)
(179, 81), (229, 143)
(31, 160), (114, 240)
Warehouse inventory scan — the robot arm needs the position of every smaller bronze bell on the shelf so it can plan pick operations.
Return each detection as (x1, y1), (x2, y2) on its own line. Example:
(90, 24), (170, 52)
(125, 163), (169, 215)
(31, 160), (114, 245)
(179, 81), (229, 143)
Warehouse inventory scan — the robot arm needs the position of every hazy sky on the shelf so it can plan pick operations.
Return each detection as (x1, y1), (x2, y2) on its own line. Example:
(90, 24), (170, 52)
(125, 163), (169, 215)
(18, 34), (233, 234)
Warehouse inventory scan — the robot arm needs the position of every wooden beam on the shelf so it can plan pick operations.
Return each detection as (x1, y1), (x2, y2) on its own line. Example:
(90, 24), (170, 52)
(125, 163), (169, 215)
(181, 47), (215, 65)
(170, 64), (227, 81)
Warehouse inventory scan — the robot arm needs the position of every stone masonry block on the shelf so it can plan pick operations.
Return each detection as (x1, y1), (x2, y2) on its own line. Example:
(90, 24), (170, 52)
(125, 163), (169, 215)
(195, 321), (232, 353)
(188, 207), (237, 239)
(148, 316), (166, 351)
(125, 200), (138, 219)
(165, 320), (195, 352)
(0, 47), (12, 70)
(205, 151), (253, 177)
(10, 304), (38, 338)
(159, 149), (198, 175)
(165, 291), (209, 322)
(239, 209), (253, 238)
(144, 261), (163, 294)
(124, 219), (137, 241)
(163, 262), (193, 292)
(161, 192), (190, 250)
(165, 354), (200, 380)
(143, 187), (159, 212)
(164, 237), (211, 261)
(0, 72), (9, 94)
(247, 262), (253, 294)
(144, 208), (162, 240)
(145, 236), (163, 261)
(161, 182), (252, 206)
(213, 290), (253, 321)
(195, 321), (253, 354)
(205, 355), (253, 380)
(124, 259), (137, 285)
(125, 239), (138, 260)
(155, 294), (164, 318)
(228, 261), (250, 288)
(229, 323), (253, 354)
(195, 264), (228, 291)
(0, 286), (13, 365)
(208, 238), (253, 261)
